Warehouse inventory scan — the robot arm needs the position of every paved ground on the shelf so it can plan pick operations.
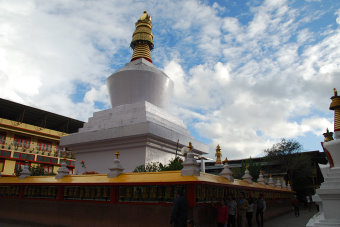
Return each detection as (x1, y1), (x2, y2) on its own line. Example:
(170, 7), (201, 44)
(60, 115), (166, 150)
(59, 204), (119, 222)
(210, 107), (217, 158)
(265, 208), (317, 227)
(0, 208), (318, 227)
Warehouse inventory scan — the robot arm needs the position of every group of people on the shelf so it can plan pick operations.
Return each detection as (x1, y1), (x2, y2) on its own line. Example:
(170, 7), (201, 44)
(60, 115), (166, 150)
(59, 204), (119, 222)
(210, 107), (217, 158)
(170, 190), (266, 227)
(216, 192), (266, 227)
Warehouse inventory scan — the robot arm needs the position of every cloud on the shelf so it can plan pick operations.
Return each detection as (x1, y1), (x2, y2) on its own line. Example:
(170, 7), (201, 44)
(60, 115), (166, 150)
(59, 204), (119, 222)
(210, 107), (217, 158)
(0, 0), (339, 161)
(163, 0), (340, 159)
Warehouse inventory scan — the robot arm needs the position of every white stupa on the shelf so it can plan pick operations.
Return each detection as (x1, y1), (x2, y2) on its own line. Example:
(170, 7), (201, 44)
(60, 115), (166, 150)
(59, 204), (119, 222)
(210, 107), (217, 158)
(242, 165), (253, 184)
(257, 170), (265, 185)
(220, 157), (234, 182)
(60, 11), (208, 173)
(268, 174), (274, 186)
(275, 178), (282, 188)
(306, 88), (340, 227)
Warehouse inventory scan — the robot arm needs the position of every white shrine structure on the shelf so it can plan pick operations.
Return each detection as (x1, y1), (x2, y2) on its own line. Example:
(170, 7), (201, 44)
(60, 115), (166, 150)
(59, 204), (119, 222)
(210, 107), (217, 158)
(306, 88), (340, 227)
(60, 11), (208, 173)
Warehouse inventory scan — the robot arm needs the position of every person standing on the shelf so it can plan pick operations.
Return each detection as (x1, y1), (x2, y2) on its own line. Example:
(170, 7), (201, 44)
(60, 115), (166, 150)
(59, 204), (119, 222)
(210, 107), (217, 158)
(306, 195), (312, 211)
(246, 197), (254, 227)
(216, 200), (229, 227)
(256, 193), (266, 227)
(227, 195), (237, 227)
(170, 189), (188, 227)
(292, 196), (300, 217)
(238, 192), (249, 227)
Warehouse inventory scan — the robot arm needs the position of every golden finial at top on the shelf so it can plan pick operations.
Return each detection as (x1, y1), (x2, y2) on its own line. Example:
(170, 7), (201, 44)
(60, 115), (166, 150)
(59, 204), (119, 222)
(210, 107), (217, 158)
(269, 173), (272, 178)
(115, 150), (120, 159)
(323, 128), (334, 142)
(259, 170), (262, 174)
(215, 144), (222, 165)
(140, 11), (152, 21)
(188, 142), (193, 151)
(245, 165), (249, 170)
(223, 157), (228, 164)
(130, 11), (154, 62)
(334, 88), (338, 97)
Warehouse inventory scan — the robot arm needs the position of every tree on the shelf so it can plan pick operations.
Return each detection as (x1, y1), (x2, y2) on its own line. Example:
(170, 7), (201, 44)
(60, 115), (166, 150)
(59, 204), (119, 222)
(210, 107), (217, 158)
(14, 164), (55, 176)
(264, 138), (313, 195)
(133, 157), (183, 172)
(231, 158), (261, 181)
(133, 162), (162, 172)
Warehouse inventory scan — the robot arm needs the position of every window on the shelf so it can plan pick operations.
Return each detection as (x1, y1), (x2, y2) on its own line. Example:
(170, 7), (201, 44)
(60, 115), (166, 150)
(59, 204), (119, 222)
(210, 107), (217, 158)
(43, 165), (53, 174)
(0, 132), (6, 145)
(37, 140), (52, 152)
(0, 159), (4, 172)
(15, 161), (30, 170)
(13, 152), (34, 161)
(37, 155), (57, 164)
(0, 150), (11, 158)
(14, 135), (31, 148)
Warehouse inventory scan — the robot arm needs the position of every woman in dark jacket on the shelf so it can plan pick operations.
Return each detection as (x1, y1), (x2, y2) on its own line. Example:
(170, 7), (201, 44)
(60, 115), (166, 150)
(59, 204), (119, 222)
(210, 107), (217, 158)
(170, 190), (188, 227)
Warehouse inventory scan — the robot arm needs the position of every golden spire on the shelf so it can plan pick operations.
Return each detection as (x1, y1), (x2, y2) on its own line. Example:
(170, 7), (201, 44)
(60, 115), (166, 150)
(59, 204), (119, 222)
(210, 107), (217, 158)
(188, 142), (193, 151)
(223, 157), (228, 164)
(130, 11), (154, 63)
(245, 165), (249, 170)
(215, 145), (222, 165)
(115, 150), (120, 159)
(323, 128), (334, 142)
(330, 88), (340, 132)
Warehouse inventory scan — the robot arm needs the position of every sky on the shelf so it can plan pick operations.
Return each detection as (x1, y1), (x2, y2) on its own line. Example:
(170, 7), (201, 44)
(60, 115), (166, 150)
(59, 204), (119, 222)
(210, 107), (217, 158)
(0, 0), (339, 160)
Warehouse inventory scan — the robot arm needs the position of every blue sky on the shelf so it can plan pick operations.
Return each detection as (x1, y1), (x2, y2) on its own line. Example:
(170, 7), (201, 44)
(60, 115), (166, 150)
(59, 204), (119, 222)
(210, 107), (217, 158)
(0, 0), (339, 159)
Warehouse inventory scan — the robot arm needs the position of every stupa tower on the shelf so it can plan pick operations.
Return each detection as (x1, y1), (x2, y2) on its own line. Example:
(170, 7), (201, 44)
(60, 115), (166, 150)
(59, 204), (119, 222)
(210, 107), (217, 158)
(61, 11), (208, 173)
(106, 11), (172, 109)
(130, 11), (153, 63)
(330, 88), (340, 137)
(307, 88), (340, 227)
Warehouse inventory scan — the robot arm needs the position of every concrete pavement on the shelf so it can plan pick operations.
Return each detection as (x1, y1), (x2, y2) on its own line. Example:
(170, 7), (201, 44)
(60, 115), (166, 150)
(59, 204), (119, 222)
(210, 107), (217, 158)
(0, 208), (318, 227)
(264, 208), (318, 227)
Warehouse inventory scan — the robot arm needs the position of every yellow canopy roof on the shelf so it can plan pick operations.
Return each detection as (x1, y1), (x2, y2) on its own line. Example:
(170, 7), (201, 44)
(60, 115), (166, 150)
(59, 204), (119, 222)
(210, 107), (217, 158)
(0, 171), (291, 192)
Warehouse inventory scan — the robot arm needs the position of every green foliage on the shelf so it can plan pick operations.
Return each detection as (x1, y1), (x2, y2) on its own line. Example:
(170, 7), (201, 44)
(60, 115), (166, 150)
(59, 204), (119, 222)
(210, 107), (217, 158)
(288, 154), (313, 193)
(133, 157), (183, 172)
(265, 138), (302, 164)
(14, 166), (22, 176)
(30, 165), (45, 176)
(264, 138), (313, 194)
(232, 157), (261, 180)
(14, 164), (56, 176)
(133, 162), (162, 172)
(231, 167), (242, 179)
(161, 157), (183, 171)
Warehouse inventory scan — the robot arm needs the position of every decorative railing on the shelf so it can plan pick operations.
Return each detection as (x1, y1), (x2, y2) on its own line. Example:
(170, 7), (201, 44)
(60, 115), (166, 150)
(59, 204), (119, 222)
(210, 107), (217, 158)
(0, 182), (294, 206)
(118, 185), (185, 203)
(64, 186), (111, 201)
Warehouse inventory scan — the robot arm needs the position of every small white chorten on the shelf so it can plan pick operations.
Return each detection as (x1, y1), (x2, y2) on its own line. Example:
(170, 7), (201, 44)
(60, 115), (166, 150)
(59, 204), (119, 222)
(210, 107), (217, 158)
(242, 165), (253, 184)
(181, 142), (200, 176)
(220, 157), (234, 182)
(275, 178), (282, 188)
(268, 174), (274, 186)
(108, 151), (125, 178)
(257, 170), (265, 185)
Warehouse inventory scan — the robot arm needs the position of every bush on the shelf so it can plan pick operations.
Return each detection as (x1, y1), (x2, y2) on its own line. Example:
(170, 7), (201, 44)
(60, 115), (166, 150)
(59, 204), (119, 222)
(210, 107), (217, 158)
(133, 157), (183, 172)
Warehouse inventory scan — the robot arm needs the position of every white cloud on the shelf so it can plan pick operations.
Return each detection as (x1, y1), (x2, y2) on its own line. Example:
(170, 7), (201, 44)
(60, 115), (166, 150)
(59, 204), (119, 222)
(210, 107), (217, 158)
(0, 0), (339, 161)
